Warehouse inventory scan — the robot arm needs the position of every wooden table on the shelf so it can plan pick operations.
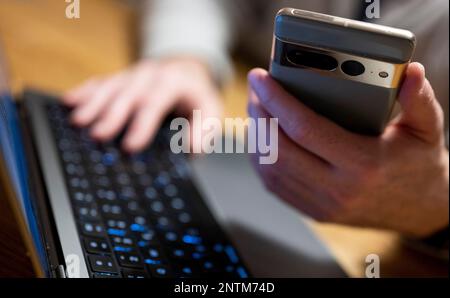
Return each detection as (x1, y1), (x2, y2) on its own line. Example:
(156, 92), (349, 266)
(0, 0), (447, 278)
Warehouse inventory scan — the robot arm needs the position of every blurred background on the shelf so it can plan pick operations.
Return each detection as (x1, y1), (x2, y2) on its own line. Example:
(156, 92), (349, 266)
(0, 0), (448, 277)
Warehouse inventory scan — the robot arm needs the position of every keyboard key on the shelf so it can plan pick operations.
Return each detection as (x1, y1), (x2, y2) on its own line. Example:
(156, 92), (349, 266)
(164, 184), (178, 197)
(154, 172), (171, 188)
(84, 237), (111, 254)
(129, 223), (148, 233)
(236, 266), (249, 278)
(93, 175), (111, 187)
(91, 163), (107, 175)
(144, 186), (158, 200)
(116, 253), (144, 268)
(131, 160), (147, 175)
(89, 150), (103, 163)
(76, 206), (100, 221)
(69, 177), (89, 189)
(46, 104), (250, 278)
(100, 203), (122, 216)
(164, 231), (179, 242)
(178, 212), (192, 224)
(96, 189), (117, 201)
(62, 151), (82, 164)
(88, 255), (118, 274)
(170, 198), (185, 210)
(149, 201), (165, 214)
(182, 234), (202, 245)
(141, 246), (165, 260)
(135, 230), (160, 247)
(105, 219), (127, 230)
(81, 222), (105, 237)
(116, 173), (131, 186)
(65, 163), (85, 176)
(126, 201), (145, 215)
(132, 216), (147, 225)
(153, 216), (174, 230)
(118, 187), (137, 201)
(224, 245), (239, 264)
(122, 269), (149, 279)
(107, 228), (127, 237)
(102, 152), (118, 167)
(113, 246), (134, 253)
(110, 235), (134, 247)
(72, 191), (94, 204)
(147, 264), (173, 278)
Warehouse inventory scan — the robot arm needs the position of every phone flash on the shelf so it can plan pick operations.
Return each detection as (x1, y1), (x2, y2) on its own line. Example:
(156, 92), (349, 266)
(379, 71), (389, 78)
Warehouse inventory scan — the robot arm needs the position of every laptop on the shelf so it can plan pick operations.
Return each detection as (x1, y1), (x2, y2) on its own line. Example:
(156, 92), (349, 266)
(0, 56), (346, 278)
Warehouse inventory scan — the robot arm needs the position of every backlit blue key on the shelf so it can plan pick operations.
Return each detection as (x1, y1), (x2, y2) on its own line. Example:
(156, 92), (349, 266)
(182, 235), (202, 245)
(237, 266), (248, 278)
(145, 258), (161, 265)
(114, 246), (133, 253)
(130, 223), (147, 233)
(138, 241), (149, 247)
(102, 153), (116, 166)
(224, 245), (239, 264)
(107, 228), (126, 237)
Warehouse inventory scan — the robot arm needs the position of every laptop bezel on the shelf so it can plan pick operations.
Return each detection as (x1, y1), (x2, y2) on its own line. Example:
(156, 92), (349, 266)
(23, 92), (90, 278)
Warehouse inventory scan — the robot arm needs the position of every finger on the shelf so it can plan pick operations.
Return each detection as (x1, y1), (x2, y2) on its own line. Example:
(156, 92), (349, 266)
(71, 74), (125, 126)
(186, 92), (223, 153)
(89, 69), (156, 141)
(90, 88), (142, 141)
(62, 78), (101, 107)
(248, 68), (362, 167)
(246, 104), (334, 219)
(122, 87), (176, 152)
(396, 62), (444, 144)
(248, 92), (332, 190)
(250, 151), (334, 221)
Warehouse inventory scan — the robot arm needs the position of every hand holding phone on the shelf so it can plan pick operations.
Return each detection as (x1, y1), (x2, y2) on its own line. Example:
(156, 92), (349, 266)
(269, 8), (416, 135)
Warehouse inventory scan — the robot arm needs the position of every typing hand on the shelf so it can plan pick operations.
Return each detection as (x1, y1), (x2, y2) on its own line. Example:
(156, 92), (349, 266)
(63, 57), (222, 153)
(248, 63), (449, 237)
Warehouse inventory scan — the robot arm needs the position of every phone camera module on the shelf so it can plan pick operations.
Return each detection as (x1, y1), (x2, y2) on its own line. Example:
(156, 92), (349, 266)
(341, 60), (365, 76)
(286, 49), (338, 71)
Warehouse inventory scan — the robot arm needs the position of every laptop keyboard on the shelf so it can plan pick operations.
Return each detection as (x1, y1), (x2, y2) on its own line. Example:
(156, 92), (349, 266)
(45, 103), (249, 278)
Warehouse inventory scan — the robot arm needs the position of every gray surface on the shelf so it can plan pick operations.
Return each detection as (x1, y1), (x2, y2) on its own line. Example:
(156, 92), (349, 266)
(190, 152), (346, 277)
(26, 96), (89, 278)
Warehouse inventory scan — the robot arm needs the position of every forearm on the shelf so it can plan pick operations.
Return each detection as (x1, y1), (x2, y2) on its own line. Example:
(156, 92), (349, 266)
(140, 0), (234, 84)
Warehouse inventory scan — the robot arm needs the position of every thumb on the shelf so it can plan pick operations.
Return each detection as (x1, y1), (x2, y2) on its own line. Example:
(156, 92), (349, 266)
(396, 62), (444, 143)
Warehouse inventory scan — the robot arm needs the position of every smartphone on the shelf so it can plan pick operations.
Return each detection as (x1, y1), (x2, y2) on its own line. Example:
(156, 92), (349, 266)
(269, 8), (416, 135)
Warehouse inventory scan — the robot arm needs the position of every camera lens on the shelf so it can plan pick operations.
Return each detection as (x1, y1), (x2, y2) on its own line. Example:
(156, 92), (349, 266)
(341, 60), (365, 76)
(286, 49), (338, 71)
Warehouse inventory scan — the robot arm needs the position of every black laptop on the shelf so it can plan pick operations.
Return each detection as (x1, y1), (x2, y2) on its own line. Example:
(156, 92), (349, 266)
(0, 60), (250, 278)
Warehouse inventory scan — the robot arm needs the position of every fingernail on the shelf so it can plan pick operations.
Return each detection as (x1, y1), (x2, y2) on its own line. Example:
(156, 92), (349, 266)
(247, 70), (260, 89)
(416, 62), (426, 76)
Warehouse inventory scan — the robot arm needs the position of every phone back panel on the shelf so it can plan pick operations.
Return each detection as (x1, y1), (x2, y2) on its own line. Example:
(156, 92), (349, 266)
(270, 62), (397, 135)
(270, 9), (415, 135)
